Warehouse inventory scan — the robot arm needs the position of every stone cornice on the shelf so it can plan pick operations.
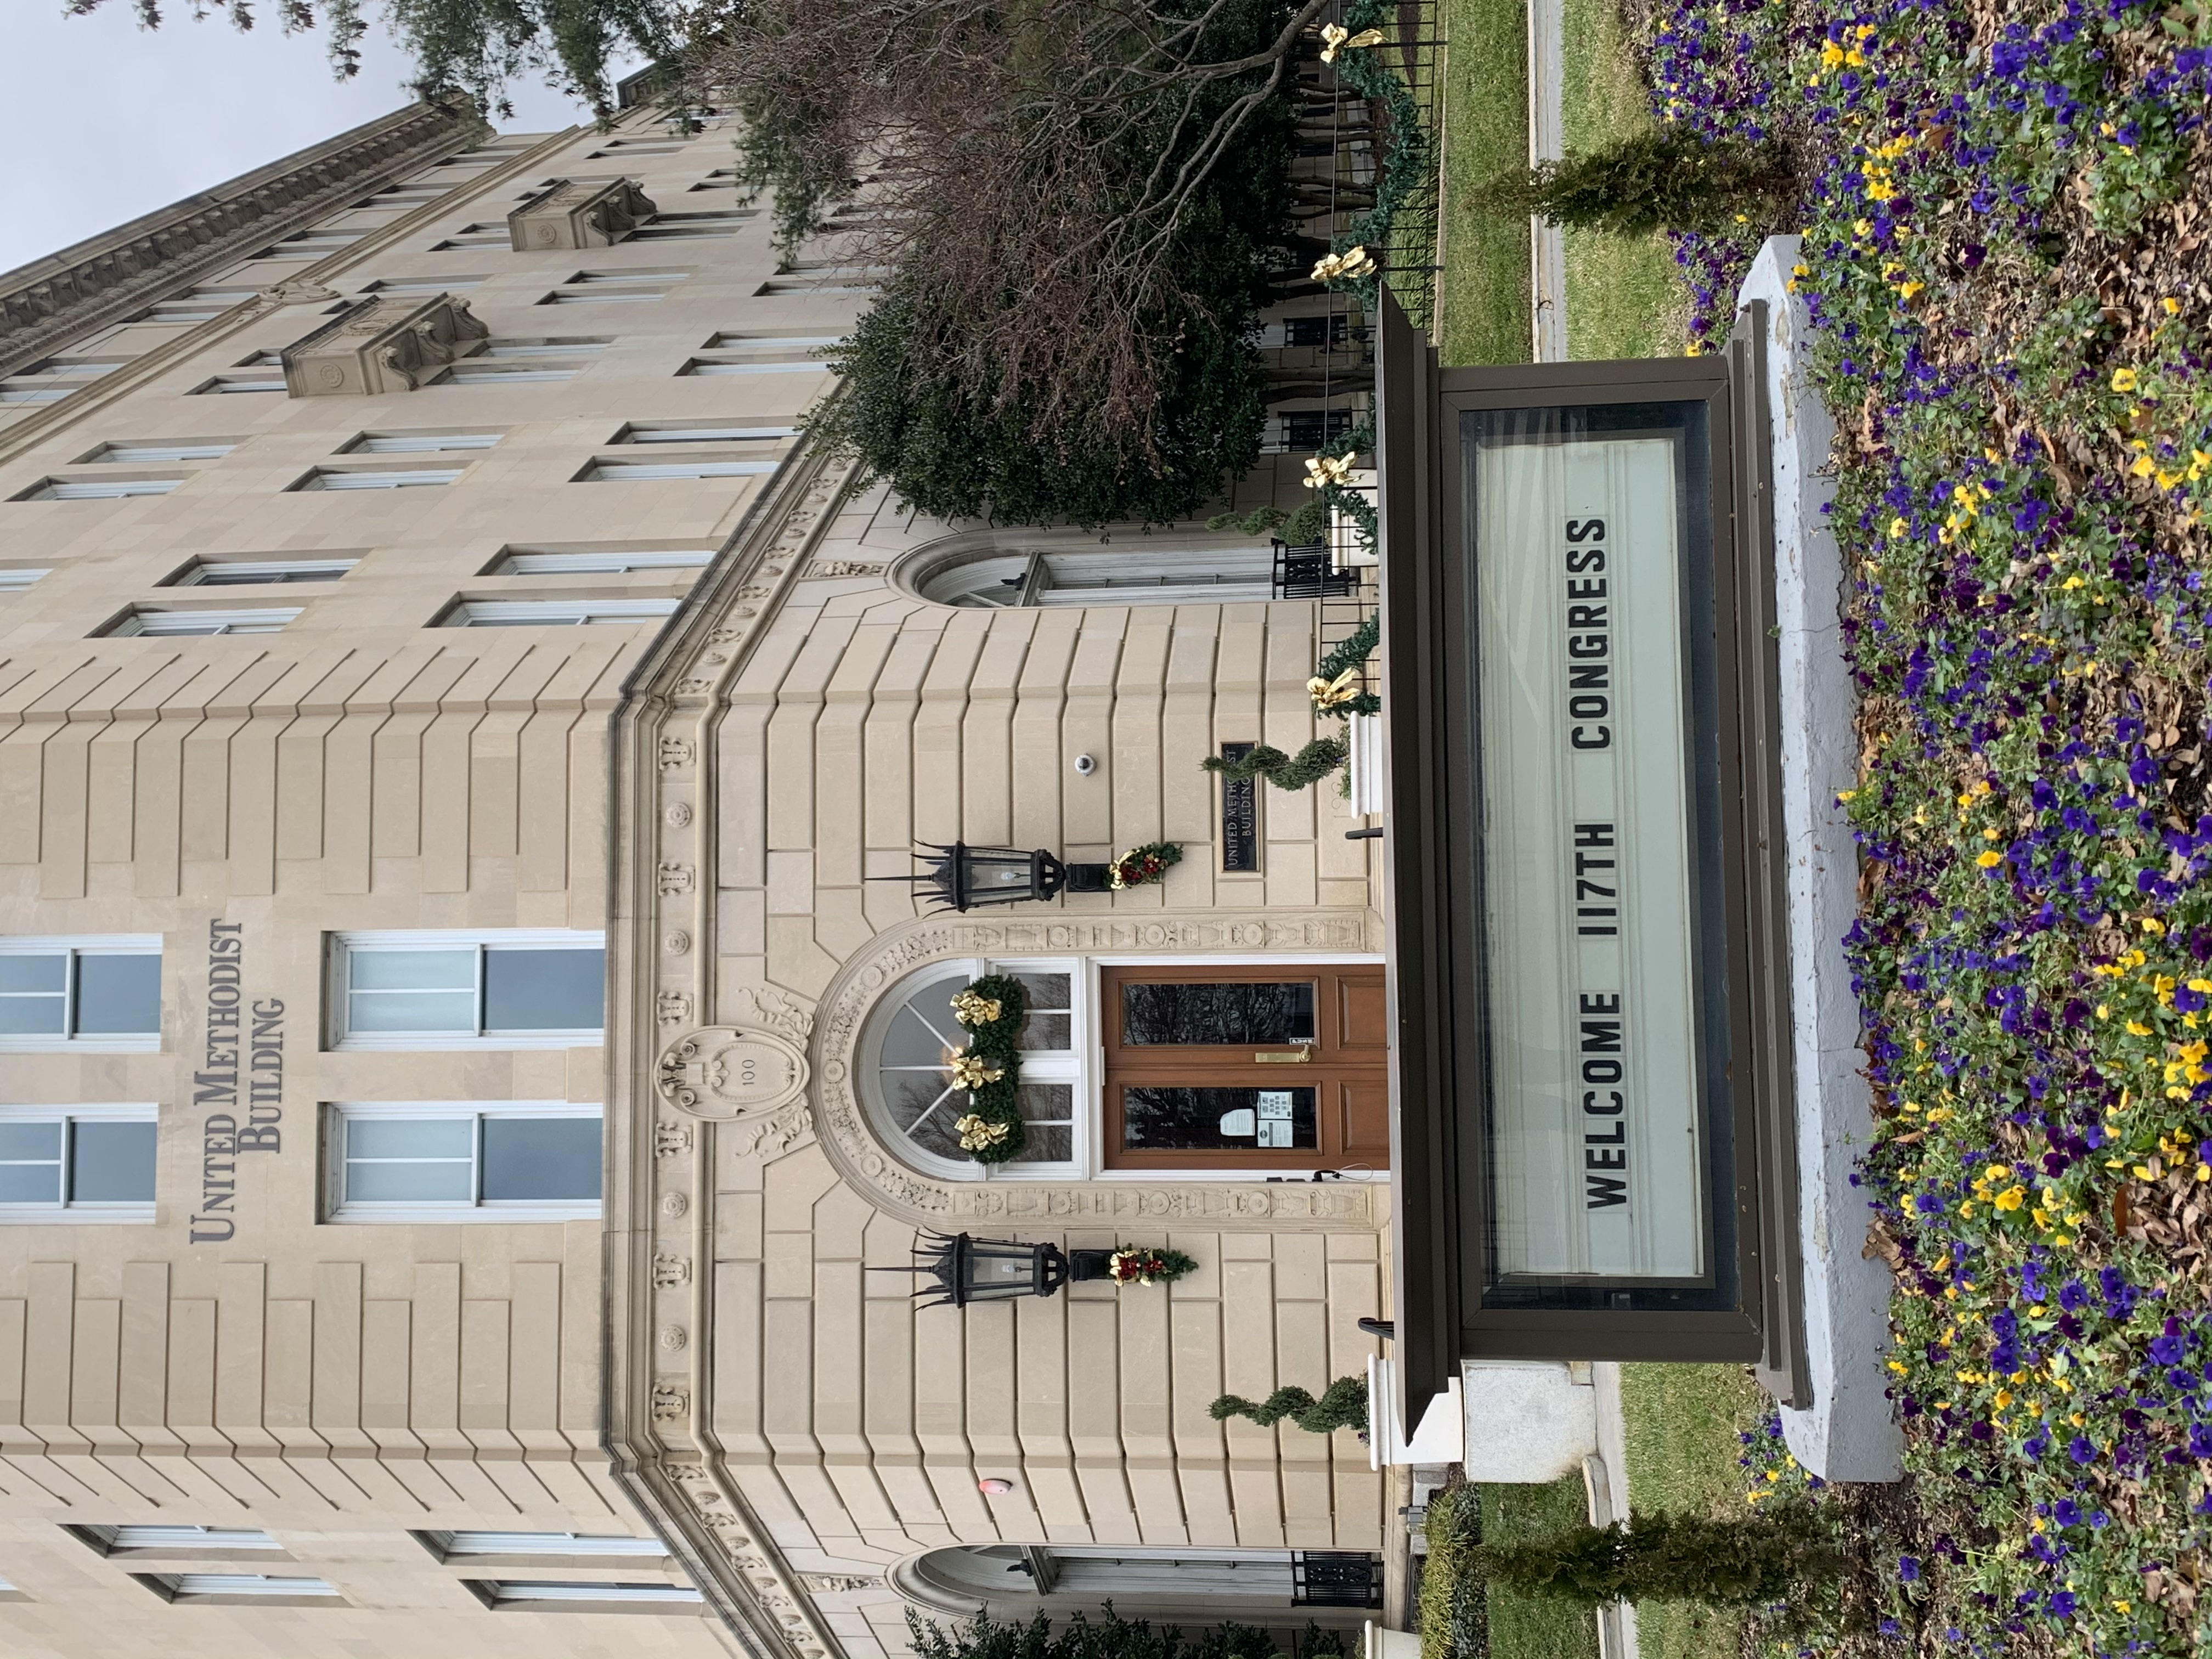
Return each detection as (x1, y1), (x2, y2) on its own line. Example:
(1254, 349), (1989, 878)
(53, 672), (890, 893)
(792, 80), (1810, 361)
(0, 98), (485, 380)
(0, 116), (589, 469)
(605, 428), (858, 1659)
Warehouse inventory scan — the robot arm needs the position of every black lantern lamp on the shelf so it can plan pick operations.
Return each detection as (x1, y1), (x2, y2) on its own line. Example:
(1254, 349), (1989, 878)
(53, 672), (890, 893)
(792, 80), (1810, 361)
(874, 842), (1111, 913)
(871, 1232), (1123, 1308)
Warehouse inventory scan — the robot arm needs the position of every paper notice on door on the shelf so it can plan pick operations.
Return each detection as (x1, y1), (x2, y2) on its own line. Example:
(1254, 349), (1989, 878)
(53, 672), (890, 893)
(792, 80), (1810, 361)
(1257, 1091), (1294, 1147)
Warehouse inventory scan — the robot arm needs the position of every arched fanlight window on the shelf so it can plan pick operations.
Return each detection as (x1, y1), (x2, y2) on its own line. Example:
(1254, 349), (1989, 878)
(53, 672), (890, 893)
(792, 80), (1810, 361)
(857, 960), (1081, 1178)
(912, 544), (1282, 608)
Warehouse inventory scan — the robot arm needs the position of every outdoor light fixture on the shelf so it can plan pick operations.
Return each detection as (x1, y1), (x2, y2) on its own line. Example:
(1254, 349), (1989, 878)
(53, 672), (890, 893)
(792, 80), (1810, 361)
(875, 842), (1110, 913)
(870, 1231), (1115, 1308)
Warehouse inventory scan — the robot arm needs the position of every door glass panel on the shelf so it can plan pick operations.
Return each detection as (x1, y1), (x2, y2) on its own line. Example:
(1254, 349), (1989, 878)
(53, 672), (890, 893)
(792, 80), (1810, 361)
(1008, 1086), (1073, 1164)
(71, 1120), (157, 1201)
(74, 954), (161, 1034)
(481, 1116), (602, 1200)
(1119, 981), (1316, 1046)
(1120, 1086), (1317, 1150)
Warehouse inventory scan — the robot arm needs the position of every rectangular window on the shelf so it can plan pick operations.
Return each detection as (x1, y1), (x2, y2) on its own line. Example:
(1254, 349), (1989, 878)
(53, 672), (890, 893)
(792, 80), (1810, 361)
(630, 211), (754, 240)
(329, 1104), (602, 1221)
(15, 477), (182, 501)
(172, 560), (356, 587)
(704, 334), (844, 351)
(141, 1573), (338, 1600)
(0, 1107), (157, 1219)
(2, 383), (70, 403)
(475, 1581), (702, 1606)
(106, 607), (301, 636)
(255, 233), (363, 259)
(571, 270), (690, 284)
(580, 459), (777, 482)
(346, 433), (501, 453)
(616, 424), (797, 445)
(330, 929), (604, 1048)
(541, 289), (666, 304)
(86, 443), (235, 464)
(76, 1526), (281, 1554)
(439, 363), (577, 383)
(426, 1532), (666, 1558)
(493, 549), (712, 575)
(294, 468), (462, 491)
(0, 569), (52, 592)
(192, 375), (286, 394)
(0, 938), (160, 1048)
(481, 338), (608, 358)
(678, 359), (823, 377)
(362, 277), (484, 294)
(442, 599), (681, 628)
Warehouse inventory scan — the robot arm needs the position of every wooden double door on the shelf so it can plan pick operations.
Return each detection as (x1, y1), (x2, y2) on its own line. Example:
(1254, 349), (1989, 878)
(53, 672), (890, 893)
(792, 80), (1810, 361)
(1101, 965), (1389, 1170)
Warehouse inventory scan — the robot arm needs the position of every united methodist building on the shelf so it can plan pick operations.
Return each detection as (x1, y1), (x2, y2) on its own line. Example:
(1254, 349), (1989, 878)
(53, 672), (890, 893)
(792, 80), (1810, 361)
(0, 91), (1405, 1659)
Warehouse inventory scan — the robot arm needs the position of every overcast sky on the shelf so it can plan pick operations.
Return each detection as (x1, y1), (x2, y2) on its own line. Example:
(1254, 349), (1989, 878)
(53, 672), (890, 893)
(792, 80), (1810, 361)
(2, 1), (610, 276)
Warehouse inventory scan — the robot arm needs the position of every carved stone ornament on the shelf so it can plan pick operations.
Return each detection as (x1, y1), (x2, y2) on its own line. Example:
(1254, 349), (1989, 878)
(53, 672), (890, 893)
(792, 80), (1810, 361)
(657, 1025), (810, 1128)
(650, 1382), (690, 1422)
(654, 1120), (692, 1157)
(663, 929), (692, 956)
(659, 1190), (688, 1219)
(808, 560), (884, 578)
(657, 990), (693, 1025)
(798, 1575), (880, 1593)
(652, 1252), (691, 1287)
(508, 176), (658, 250)
(659, 737), (695, 771)
(665, 800), (694, 828)
(659, 1324), (689, 1351)
(657, 862), (695, 895)
(280, 292), (490, 396)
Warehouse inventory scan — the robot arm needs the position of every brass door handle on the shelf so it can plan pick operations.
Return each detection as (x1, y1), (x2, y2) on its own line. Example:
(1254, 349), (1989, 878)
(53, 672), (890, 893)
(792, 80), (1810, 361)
(1255, 1046), (1312, 1063)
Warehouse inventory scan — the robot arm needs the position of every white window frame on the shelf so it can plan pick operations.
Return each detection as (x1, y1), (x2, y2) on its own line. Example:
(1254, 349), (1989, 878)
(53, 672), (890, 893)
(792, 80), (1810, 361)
(78, 1526), (282, 1554)
(0, 936), (162, 1052)
(427, 1532), (667, 1559)
(345, 433), (501, 454)
(439, 364), (578, 383)
(442, 599), (681, 628)
(704, 334), (844, 351)
(0, 569), (52, 592)
(173, 560), (356, 587)
(481, 339), (608, 358)
(476, 1580), (703, 1606)
(860, 957), (1084, 1182)
(295, 468), (463, 492)
(494, 550), (712, 575)
(328, 928), (606, 1049)
(616, 424), (797, 445)
(87, 443), (235, 464)
(679, 359), (824, 377)
(18, 477), (182, 501)
(0, 1104), (159, 1222)
(326, 1102), (603, 1223)
(142, 1573), (339, 1601)
(108, 607), (302, 636)
(191, 375), (287, 394)
(361, 278), (485, 294)
(581, 459), (778, 482)
(542, 290), (667, 304)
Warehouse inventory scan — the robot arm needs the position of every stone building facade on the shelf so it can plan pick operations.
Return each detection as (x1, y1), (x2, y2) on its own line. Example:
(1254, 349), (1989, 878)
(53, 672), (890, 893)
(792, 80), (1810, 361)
(0, 93), (1387, 1659)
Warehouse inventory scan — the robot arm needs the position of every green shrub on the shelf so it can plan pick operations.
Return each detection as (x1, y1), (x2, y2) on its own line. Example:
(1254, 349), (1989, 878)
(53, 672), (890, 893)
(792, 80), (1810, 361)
(1471, 129), (1793, 236)
(1209, 1375), (1368, 1435)
(1468, 1503), (1836, 1608)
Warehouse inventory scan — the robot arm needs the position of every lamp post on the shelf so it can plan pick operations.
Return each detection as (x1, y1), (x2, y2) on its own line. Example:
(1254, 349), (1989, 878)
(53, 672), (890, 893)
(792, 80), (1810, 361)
(870, 1232), (1122, 1308)
(874, 842), (1110, 913)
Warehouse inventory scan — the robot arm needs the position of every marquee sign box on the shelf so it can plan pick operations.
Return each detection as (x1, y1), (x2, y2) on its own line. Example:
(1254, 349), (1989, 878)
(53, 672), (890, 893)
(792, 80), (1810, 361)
(1378, 290), (1804, 1428)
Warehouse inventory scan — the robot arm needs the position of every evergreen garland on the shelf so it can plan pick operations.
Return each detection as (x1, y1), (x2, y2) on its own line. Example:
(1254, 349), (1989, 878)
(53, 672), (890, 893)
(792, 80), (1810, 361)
(950, 973), (1029, 1164)
(1311, 610), (1381, 716)
(1208, 1374), (1370, 1435)
(1201, 737), (1350, 791)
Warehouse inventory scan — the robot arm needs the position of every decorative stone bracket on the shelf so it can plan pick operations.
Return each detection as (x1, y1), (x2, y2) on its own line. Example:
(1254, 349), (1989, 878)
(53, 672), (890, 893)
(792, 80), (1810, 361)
(281, 292), (490, 396)
(507, 177), (658, 250)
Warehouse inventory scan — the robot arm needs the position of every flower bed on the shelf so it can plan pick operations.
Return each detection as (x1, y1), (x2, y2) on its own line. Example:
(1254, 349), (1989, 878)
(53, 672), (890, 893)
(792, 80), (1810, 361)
(1633, 0), (2212, 1652)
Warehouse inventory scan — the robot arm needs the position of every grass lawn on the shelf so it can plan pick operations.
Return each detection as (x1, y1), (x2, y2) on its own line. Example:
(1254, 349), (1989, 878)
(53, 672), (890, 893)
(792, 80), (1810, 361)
(1618, 1363), (1769, 1659)
(1433, 0), (1530, 366)
(1556, 0), (1686, 358)
(1479, 1478), (1601, 1659)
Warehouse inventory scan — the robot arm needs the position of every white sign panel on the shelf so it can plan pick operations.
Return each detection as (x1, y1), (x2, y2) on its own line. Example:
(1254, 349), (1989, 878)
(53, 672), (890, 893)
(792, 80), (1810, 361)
(1474, 431), (1706, 1279)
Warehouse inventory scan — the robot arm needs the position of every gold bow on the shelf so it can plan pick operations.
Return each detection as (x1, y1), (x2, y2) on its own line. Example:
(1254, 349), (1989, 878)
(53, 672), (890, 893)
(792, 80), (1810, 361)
(946, 1049), (1005, 1090)
(1309, 667), (1365, 709)
(1303, 452), (1357, 489)
(1310, 245), (1378, 283)
(949, 989), (1002, 1027)
(1319, 23), (1386, 62)
(955, 1113), (1011, 1152)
